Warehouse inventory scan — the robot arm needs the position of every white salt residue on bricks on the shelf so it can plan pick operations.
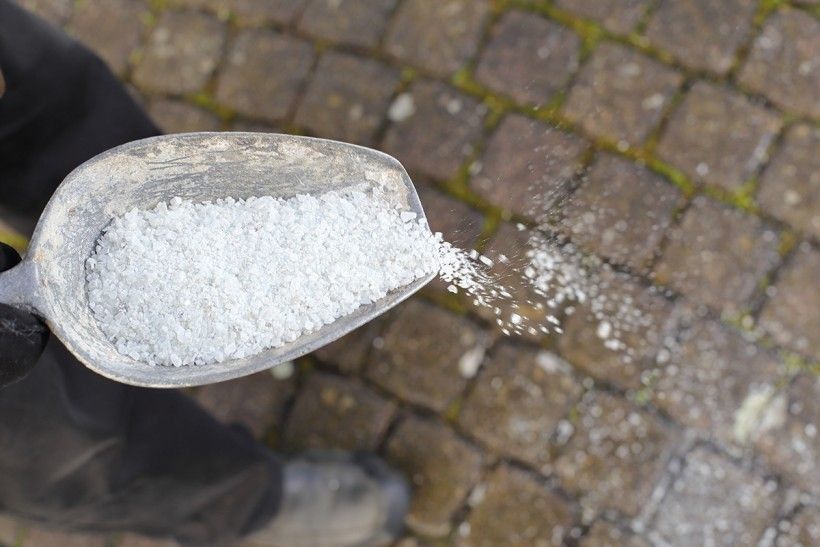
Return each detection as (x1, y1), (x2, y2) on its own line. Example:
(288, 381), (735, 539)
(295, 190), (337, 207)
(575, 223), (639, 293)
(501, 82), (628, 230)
(86, 189), (440, 366)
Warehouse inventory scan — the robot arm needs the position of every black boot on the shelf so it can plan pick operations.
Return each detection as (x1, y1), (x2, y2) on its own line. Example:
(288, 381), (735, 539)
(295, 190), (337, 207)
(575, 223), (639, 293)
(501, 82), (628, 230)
(245, 452), (409, 547)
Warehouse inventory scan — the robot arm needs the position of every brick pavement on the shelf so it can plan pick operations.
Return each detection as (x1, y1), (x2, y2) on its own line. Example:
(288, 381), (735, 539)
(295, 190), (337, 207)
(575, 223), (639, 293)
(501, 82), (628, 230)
(6, 0), (820, 545)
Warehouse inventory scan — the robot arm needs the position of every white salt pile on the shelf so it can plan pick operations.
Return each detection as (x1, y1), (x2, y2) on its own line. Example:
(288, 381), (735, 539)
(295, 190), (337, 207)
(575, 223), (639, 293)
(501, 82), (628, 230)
(86, 189), (441, 366)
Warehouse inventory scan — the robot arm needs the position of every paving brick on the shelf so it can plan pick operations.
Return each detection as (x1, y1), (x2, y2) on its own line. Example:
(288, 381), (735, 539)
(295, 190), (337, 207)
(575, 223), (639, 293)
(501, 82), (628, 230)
(554, 0), (649, 34)
(652, 315), (783, 447)
(562, 153), (682, 272)
(477, 223), (556, 339)
(147, 99), (222, 133)
(417, 185), (484, 249)
(382, 80), (484, 181)
(457, 465), (574, 547)
(758, 124), (820, 241)
(384, 0), (490, 77)
(416, 184), (486, 293)
(311, 319), (383, 374)
(553, 392), (677, 516)
(459, 343), (582, 470)
(775, 505), (820, 547)
(753, 374), (820, 497)
(216, 30), (313, 123)
(579, 521), (649, 547)
(297, 0), (396, 48)
(19, 0), (72, 25)
(230, 121), (282, 133)
(474, 11), (581, 106)
(564, 43), (682, 146)
(294, 52), (399, 145)
(132, 11), (226, 96)
(470, 114), (587, 218)
(367, 300), (486, 412)
(386, 417), (482, 537)
(69, 0), (147, 75)
(649, 447), (780, 546)
(760, 245), (820, 361)
(194, 370), (295, 438)
(177, 0), (305, 25)
(738, 8), (820, 119)
(646, 0), (757, 75)
(283, 373), (395, 451)
(654, 197), (780, 316)
(25, 528), (107, 547)
(657, 82), (782, 192)
(0, 514), (20, 546)
(119, 533), (178, 547)
(557, 272), (673, 390)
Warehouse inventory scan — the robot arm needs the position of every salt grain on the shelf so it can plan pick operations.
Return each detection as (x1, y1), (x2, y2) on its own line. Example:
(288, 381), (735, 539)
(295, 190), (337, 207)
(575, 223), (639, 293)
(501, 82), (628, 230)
(87, 189), (441, 366)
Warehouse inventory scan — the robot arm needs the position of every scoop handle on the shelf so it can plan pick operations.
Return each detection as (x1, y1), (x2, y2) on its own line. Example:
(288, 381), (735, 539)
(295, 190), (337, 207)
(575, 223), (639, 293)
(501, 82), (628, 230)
(0, 259), (40, 313)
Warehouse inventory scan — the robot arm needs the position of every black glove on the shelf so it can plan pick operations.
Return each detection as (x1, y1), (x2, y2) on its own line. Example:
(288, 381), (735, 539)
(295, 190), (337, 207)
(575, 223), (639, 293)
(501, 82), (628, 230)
(0, 242), (49, 387)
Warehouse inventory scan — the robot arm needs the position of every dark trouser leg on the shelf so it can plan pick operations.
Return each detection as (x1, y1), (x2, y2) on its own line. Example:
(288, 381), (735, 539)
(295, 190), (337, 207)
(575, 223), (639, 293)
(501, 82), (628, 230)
(0, 2), (282, 544)
(0, 340), (281, 546)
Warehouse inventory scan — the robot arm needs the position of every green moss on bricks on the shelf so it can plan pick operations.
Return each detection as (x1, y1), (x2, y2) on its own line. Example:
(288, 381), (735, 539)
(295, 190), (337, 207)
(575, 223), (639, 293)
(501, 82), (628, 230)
(777, 230), (798, 257)
(519, 0), (604, 58)
(443, 397), (464, 424)
(147, 0), (171, 13)
(187, 91), (235, 121)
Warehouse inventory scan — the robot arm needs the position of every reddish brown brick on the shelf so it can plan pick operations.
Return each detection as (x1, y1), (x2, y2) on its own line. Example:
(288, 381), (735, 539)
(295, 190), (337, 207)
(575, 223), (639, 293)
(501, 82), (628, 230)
(295, 52), (399, 145)
(385, 0), (490, 77)
(557, 271), (673, 390)
(775, 505), (820, 547)
(753, 375), (820, 496)
(459, 343), (582, 471)
(760, 245), (820, 361)
(554, 0), (649, 34)
(646, 0), (757, 75)
(25, 528), (107, 547)
(458, 465), (574, 547)
(649, 447), (780, 546)
(470, 114), (587, 218)
(758, 124), (820, 241)
(215, 30), (314, 123)
(147, 99), (222, 133)
(283, 373), (395, 451)
(297, 0), (396, 48)
(580, 521), (649, 547)
(382, 80), (485, 181)
(553, 392), (677, 516)
(475, 11), (581, 106)
(69, 0), (147, 75)
(417, 184), (484, 250)
(0, 514), (19, 546)
(178, 0), (305, 25)
(739, 8), (820, 118)
(563, 43), (683, 146)
(386, 417), (482, 537)
(652, 314), (783, 447)
(367, 300), (487, 412)
(477, 223), (557, 340)
(657, 82), (782, 191)
(132, 11), (226, 95)
(119, 533), (178, 547)
(311, 319), (384, 374)
(194, 370), (295, 438)
(562, 153), (682, 272)
(654, 197), (780, 316)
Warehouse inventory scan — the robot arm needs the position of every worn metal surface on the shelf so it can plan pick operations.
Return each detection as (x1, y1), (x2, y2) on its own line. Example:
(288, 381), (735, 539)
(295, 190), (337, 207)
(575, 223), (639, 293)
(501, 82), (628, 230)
(0, 132), (434, 388)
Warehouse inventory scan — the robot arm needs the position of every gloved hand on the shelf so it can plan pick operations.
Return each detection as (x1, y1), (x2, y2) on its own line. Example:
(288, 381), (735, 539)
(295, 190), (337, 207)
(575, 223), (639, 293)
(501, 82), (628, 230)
(0, 242), (49, 387)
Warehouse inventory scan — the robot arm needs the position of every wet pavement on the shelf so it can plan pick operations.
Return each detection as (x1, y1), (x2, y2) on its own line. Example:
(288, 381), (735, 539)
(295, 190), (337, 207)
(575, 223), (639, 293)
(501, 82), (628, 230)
(4, 0), (820, 545)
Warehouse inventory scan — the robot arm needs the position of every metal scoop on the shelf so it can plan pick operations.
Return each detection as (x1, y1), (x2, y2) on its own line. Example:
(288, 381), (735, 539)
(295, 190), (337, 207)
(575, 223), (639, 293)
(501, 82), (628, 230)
(0, 132), (435, 388)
